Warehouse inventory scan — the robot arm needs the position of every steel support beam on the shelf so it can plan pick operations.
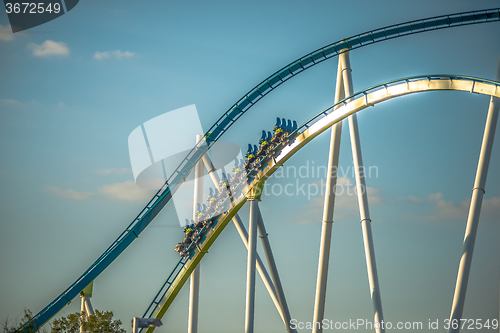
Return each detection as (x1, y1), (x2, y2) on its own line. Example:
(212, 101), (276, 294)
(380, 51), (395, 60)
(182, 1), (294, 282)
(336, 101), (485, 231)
(448, 60), (500, 333)
(188, 135), (204, 333)
(257, 209), (296, 333)
(80, 297), (86, 333)
(312, 52), (345, 333)
(79, 297), (93, 333)
(84, 298), (93, 316)
(201, 154), (286, 324)
(245, 199), (259, 333)
(343, 51), (385, 333)
(79, 282), (94, 333)
(232, 213), (285, 323)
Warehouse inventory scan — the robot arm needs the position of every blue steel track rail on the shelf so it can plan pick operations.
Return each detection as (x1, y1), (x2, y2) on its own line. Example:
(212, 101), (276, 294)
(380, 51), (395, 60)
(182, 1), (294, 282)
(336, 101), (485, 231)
(27, 8), (500, 330)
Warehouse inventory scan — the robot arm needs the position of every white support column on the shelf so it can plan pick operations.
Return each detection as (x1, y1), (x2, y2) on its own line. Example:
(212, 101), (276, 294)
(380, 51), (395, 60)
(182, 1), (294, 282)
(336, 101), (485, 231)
(79, 296), (94, 333)
(232, 213), (285, 323)
(448, 60), (500, 333)
(79, 282), (94, 333)
(201, 154), (286, 323)
(343, 51), (385, 333)
(312, 53), (345, 333)
(80, 296), (86, 333)
(245, 199), (259, 333)
(188, 268), (200, 333)
(84, 298), (93, 316)
(188, 135), (204, 333)
(257, 209), (297, 333)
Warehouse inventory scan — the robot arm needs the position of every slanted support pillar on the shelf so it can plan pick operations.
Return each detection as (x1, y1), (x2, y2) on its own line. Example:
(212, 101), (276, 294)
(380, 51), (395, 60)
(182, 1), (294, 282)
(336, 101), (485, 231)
(245, 199), (260, 333)
(343, 51), (385, 333)
(201, 154), (287, 325)
(80, 297), (86, 333)
(188, 135), (204, 333)
(448, 59), (500, 333)
(257, 209), (297, 333)
(79, 282), (94, 333)
(312, 54), (345, 333)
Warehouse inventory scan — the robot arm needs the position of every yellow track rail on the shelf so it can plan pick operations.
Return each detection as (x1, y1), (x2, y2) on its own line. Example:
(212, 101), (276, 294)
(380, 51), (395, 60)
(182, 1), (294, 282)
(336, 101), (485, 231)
(145, 75), (500, 332)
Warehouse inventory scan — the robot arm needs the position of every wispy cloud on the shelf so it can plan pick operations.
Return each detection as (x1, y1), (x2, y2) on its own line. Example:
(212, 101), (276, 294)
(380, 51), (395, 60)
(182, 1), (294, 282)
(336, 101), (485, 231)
(99, 180), (155, 202)
(0, 99), (24, 107)
(0, 24), (14, 41)
(28, 40), (69, 57)
(403, 192), (500, 223)
(97, 168), (132, 175)
(46, 186), (93, 200)
(46, 180), (155, 203)
(426, 192), (466, 220)
(481, 196), (500, 221)
(93, 50), (135, 60)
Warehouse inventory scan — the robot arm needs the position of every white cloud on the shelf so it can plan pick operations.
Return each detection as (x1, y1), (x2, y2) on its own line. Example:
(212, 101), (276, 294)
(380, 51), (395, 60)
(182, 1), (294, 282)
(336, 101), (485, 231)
(367, 187), (384, 205)
(406, 195), (422, 203)
(46, 180), (155, 203)
(0, 99), (46, 114)
(28, 40), (69, 57)
(46, 186), (93, 200)
(93, 50), (135, 60)
(97, 168), (132, 175)
(289, 178), (384, 225)
(0, 24), (14, 42)
(113, 50), (135, 58)
(99, 180), (155, 202)
(426, 192), (467, 220)
(336, 176), (354, 187)
(481, 196), (500, 221)
(0, 99), (24, 106)
(93, 51), (110, 60)
(404, 192), (500, 223)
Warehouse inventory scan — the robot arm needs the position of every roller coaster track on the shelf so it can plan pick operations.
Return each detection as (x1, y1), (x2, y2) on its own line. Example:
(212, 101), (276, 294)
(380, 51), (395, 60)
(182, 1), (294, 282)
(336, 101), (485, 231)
(139, 75), (500, 332)
(27, 8), (500, 330)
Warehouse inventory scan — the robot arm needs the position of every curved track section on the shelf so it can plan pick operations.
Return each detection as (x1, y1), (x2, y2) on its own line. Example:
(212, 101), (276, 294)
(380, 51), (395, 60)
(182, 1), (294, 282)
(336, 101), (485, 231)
(141, 75), (500, 332)
(28, 8), (500, 329)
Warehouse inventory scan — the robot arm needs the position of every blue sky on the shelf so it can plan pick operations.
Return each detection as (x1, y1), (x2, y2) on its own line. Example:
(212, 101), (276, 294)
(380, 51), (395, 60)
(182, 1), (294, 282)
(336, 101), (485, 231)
(1, 1), (500, 332)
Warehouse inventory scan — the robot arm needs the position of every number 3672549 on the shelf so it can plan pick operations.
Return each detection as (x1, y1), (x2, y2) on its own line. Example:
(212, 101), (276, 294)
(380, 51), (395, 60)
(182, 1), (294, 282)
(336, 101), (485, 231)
(5, 2), (61, 14)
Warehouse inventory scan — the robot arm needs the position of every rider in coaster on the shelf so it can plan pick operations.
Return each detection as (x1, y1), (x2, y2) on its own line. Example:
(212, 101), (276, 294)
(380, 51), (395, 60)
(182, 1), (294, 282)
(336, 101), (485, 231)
(257, 130), (271, 156)
(206, 189), (217, 215)
(174, 243), (184, 253)
(231, 159), (242, 178)
(219, 173), (230, 190)
(207, 188), (217, 204)
(244, 143), (257, 170)
(195, 204), (206, 223)
(183, 225), (194, 240)
(194, 215), (204, 229)
(231, 159), (246, 186)
(217, 173), (231, 202)
(272, 117), (284, 143)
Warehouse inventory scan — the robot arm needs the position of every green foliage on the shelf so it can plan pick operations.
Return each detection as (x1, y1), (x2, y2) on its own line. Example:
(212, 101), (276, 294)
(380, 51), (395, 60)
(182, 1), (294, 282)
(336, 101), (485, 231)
(2, 309), (46, 333)
(51, 310), (125, 333)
